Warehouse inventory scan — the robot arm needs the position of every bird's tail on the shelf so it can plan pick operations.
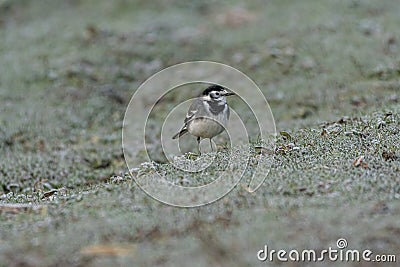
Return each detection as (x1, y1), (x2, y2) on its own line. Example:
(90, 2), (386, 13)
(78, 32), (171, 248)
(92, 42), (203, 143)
(172, 128), (188, 139)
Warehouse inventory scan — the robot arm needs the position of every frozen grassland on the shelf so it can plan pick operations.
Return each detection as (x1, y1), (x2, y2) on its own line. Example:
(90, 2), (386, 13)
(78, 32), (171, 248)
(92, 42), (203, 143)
(0, 1), (399, 266)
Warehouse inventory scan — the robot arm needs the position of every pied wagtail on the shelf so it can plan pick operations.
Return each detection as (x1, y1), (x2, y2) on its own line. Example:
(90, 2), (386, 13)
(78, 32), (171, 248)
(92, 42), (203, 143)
(172, 85), (235, 153)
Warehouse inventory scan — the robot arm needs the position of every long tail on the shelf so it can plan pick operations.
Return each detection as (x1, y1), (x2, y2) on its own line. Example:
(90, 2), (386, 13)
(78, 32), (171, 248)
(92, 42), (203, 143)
(172, 128), (188, 139)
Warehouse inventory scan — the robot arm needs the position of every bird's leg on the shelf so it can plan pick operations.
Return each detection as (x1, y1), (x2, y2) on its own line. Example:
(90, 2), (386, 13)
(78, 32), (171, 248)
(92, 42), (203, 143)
(209, 138), (213, 152)
(197, 136), (201, 155)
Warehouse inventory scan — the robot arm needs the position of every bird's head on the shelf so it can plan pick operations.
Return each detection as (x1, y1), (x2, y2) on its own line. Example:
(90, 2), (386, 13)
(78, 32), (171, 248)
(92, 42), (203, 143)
(201, 85), (235, 102)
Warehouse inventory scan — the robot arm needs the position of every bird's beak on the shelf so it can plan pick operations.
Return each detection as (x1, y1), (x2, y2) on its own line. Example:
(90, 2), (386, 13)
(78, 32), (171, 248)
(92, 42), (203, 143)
(223, 91), (235, 96)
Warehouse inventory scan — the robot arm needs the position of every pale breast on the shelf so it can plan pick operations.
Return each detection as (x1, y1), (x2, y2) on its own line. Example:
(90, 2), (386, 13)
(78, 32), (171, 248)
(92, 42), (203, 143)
(187, 102), (229, 138)
(187, 118), (224, 138)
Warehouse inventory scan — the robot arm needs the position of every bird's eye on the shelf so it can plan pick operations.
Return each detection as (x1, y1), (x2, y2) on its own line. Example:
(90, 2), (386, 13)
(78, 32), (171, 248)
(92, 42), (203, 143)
(215, 92), (220, 96)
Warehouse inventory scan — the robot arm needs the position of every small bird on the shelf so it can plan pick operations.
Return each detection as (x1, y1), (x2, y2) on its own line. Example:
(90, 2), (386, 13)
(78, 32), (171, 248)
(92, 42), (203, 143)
(172, 85), (235, 153)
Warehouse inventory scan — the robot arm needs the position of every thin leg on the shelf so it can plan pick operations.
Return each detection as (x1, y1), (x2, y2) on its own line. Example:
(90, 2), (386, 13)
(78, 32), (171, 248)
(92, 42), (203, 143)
(209, 138), (213, 152)
(197, 136), (201, 155)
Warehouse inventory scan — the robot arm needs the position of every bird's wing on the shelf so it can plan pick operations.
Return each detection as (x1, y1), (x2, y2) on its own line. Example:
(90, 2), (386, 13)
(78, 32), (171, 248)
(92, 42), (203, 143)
(184, 98), (201, 124)
(184, 108), (197, 125)
(172, 98), (201, 140)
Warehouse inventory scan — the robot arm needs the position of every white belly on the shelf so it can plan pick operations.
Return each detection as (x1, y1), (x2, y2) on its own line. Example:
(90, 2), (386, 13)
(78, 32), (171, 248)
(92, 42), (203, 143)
(187, 117), (226, 138)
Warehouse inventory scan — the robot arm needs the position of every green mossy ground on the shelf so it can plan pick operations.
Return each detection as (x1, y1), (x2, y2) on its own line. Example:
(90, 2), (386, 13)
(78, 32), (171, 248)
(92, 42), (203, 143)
(0, 0), (399, 266)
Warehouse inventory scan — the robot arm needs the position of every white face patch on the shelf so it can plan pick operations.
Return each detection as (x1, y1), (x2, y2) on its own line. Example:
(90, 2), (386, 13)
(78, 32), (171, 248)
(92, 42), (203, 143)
(202, 93), (226, 104)
(202, 95), (212, 101)
(217, 97), (227, 105)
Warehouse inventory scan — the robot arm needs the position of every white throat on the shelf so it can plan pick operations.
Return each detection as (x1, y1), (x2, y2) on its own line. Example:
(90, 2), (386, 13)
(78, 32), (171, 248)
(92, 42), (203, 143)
(202, 95), (226, 104)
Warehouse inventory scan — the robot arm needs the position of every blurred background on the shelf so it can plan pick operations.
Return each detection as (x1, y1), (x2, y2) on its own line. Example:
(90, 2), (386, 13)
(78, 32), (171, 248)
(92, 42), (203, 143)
(1, 0), (398, 191)
(0, 0), (399, 266)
